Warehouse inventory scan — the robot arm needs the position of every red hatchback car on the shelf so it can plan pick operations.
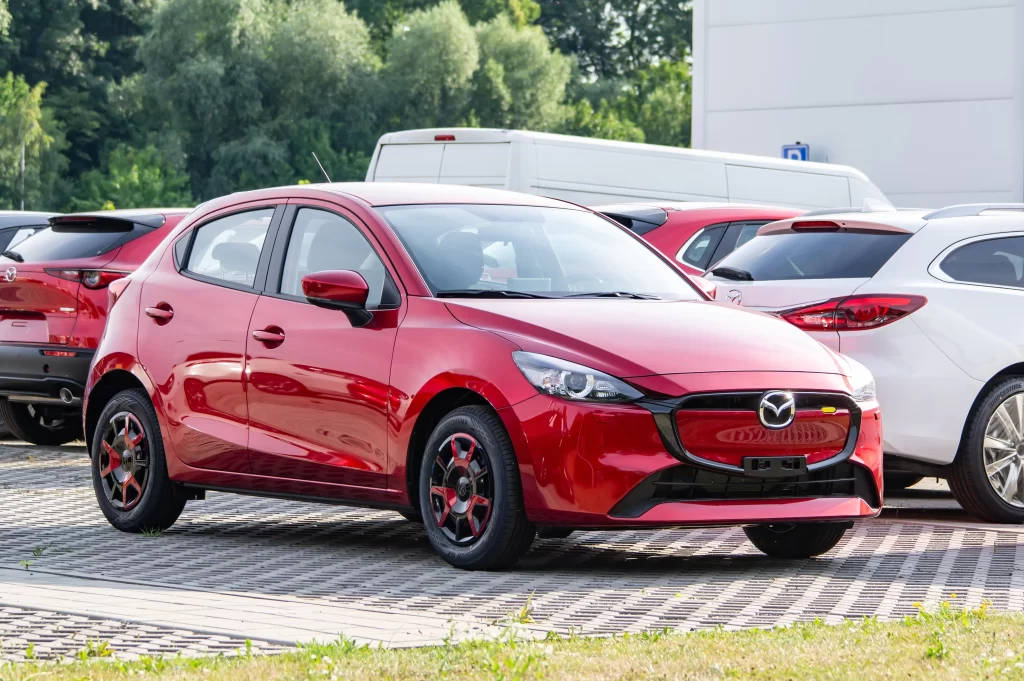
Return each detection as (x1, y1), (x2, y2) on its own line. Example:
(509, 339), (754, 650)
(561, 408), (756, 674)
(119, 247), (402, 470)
(595, 203), (804, 275)
(84, 184), (882, 570)
(0, 208), (191, 445)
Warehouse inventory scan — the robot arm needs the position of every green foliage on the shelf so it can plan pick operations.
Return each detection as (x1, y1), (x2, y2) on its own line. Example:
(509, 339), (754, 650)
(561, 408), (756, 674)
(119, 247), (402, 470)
(0, 72), (64, 209)
(557, 99), (645, 143)
(69, 144), (193, 211)
(0, 1), (8, 36)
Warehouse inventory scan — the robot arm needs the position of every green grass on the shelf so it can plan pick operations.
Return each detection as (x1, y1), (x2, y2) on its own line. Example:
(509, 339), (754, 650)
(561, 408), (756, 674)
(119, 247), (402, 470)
(6, 602), (1024, 680)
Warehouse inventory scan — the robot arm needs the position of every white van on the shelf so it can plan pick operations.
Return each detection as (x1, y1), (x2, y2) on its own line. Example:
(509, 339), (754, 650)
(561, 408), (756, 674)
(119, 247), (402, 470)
(365, 128), (889, 209)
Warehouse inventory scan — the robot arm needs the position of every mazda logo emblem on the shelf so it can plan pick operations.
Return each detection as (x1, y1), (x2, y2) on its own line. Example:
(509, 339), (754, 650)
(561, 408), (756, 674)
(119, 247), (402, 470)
(758, 391), (796, 429)
(726, 289), (742, 304)
(4, 266), (16, 283)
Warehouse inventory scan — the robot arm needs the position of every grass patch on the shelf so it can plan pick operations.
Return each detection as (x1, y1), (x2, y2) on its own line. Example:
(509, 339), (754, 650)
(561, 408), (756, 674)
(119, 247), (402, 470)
(5, 603), (1024, 680)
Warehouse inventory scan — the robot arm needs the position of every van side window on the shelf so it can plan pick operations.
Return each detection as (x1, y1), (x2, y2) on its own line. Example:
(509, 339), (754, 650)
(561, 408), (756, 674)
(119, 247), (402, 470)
(940, 237), (1024, 289)
(184, 209), (274, 288)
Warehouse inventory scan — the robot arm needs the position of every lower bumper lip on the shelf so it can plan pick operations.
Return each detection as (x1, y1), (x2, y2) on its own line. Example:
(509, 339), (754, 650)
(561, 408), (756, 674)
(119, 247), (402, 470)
(626, 497), (879, 525)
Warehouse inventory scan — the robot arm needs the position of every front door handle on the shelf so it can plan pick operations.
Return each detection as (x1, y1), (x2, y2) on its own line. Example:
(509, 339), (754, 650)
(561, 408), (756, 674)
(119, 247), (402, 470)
(252, 329), (285, 344)
(144, 306), (174, 321)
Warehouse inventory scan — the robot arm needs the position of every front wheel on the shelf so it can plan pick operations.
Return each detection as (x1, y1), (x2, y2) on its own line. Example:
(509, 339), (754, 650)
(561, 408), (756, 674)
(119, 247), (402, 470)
(744, 522), (848, 558)
(0, 399), (81, 446)
(90, 388), (186, 533)
(419, 405), (535, 570)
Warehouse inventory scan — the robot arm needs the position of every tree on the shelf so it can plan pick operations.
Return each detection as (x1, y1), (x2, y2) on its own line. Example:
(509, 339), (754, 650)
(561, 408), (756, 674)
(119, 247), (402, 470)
(556, 98), (644, 143)
(0, 72), (56, 209)
(0, 1), (9, 35)
(615, 61), (691, 147)
(69, 143), (193, 211)
(472, 15), (570, 130)
(384, 1), (479, 129)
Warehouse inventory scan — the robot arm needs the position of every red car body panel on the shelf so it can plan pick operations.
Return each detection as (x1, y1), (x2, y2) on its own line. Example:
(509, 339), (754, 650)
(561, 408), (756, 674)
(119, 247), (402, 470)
(597, 204), (804, 275)
(85, 184), (883, 531)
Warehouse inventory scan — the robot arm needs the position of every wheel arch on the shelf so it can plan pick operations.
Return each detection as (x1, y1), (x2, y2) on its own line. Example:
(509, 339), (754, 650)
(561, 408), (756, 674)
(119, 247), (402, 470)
(957, 362), (1024, 456)
(85, 369), (150, 449)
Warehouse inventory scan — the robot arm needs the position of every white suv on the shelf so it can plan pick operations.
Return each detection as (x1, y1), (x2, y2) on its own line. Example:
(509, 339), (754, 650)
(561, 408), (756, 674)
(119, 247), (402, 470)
(705, 204), (1024, 523)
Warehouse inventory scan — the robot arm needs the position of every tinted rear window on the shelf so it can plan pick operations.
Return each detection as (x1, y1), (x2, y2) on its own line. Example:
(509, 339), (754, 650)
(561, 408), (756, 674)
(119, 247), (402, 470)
(7, 225), (144, 262)
(713, 231), (911, 281)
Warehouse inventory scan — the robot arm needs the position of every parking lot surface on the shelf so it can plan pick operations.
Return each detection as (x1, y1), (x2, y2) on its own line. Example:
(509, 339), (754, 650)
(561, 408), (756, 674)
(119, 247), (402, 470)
(3, 444), (1024, 661)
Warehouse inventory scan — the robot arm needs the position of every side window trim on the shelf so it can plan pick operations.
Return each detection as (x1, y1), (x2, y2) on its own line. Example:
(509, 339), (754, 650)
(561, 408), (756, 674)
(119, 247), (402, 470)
(929, 231), (1024, 290)
(264, 203), (401, 310)
(176, 204), (284, 295)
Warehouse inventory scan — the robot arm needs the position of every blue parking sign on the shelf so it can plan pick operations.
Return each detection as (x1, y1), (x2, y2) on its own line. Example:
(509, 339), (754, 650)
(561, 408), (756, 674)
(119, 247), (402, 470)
(782, 143), (809, 161)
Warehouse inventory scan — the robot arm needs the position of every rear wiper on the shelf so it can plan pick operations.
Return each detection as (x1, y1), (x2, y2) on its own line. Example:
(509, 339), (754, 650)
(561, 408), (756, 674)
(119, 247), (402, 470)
(565, 291), (661, 300)
(2, 250), (23, 263)
(436, 289), (554, 299)
(709, 266), (754, 281)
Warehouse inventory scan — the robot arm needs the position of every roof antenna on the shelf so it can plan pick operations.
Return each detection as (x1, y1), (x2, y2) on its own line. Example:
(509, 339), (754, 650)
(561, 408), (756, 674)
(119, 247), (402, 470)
(311, 152), (332, 183)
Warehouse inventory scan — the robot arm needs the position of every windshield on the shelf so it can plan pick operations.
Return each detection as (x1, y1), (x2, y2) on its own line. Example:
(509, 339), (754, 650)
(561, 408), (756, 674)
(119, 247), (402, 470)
(377, 204), (700, 300)
(712, 231), (912, 281)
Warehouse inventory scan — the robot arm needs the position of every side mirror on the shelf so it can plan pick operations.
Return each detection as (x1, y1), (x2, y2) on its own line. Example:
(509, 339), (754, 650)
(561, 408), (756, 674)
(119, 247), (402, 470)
(688, 274), (717, 300)
(302, 270), (372, 326)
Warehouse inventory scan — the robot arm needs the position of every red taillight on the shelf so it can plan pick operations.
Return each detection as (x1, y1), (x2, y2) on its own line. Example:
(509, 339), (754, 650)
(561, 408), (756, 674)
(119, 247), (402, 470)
(790, 220), (841, 231)
(41, 350), (77, 357)
(781, 294), (927, 331)
(434, 134), (456, 141)
(107, 277), (132, 309)
(44, 269), (128, 289)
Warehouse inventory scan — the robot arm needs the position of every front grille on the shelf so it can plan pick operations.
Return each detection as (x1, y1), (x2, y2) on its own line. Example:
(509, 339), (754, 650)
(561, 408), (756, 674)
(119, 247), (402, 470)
(609, 461), (878, 518)
(640, 391), (862, 474)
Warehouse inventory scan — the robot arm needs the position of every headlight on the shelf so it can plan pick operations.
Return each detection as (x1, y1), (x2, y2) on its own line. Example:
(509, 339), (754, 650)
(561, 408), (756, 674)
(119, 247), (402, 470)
(845, 356), (877, 405)
(512, 352), (643, 403)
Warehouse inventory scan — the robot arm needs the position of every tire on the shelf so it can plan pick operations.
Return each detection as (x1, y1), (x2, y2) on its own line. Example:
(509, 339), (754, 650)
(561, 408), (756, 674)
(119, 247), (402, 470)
(398, 509), (422, 523)
(744, 522), (848, 558)
(90, 388), (186, 533)
(418, 405), (535, 570)
(884, 473), (924, 491)
(949, 377), (1024, 523)
(0, 399), (81, 446)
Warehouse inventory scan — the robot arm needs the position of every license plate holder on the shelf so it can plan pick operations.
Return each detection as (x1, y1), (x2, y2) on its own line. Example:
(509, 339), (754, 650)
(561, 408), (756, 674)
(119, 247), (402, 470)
(0, 318), (48, 343)
(742, 456), (807, 478)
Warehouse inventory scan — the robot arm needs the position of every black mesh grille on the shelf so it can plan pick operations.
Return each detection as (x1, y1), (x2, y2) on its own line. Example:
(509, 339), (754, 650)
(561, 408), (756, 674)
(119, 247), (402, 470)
(610, 462), (878, 518)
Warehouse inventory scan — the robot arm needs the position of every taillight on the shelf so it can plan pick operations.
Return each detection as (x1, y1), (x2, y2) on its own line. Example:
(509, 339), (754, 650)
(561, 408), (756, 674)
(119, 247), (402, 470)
(107, 277), (132, 310)
(434, 134), (456, 141)
(780, 294), (927, 331)
(790, 220), (841, 232)
(44, 269), (128, 289)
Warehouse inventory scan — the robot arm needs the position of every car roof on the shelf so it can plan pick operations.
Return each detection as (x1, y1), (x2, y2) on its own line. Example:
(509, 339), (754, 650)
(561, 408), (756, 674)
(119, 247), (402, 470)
(769, 208), (932, 234)
(319, 182), (582, 209)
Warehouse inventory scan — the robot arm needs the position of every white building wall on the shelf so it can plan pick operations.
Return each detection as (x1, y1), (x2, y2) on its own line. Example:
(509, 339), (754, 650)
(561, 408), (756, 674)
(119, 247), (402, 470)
(692, 0), (1024, 208)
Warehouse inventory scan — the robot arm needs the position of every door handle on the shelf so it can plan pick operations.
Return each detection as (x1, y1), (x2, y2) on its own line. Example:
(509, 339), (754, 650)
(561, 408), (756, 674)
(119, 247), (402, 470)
(252, 329), (285, 344)
(144, 306), (174, 321)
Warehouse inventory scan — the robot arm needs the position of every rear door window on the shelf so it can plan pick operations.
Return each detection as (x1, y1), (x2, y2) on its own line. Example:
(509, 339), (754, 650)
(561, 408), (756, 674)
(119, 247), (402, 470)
(677, 225), (727, 270)
(713, 231), (912, 280)
(940, 236), (1024, 288)
(184, 209), (274, 288)
(8, 225), (143, 261)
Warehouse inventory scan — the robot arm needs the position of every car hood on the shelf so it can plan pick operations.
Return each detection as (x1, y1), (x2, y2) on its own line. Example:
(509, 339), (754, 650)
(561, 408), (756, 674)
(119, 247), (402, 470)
(443, 299), (848, 378)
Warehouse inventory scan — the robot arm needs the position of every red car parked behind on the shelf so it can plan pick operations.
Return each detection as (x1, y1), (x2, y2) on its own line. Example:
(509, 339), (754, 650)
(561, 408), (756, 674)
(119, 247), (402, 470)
(84, 184), (882, 570)
(595, 203), (804, 275)
(0, 208), (191, 445)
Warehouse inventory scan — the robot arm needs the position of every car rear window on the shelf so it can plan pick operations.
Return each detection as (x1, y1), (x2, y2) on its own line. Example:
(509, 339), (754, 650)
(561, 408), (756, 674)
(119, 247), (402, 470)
(712, 231), (912, 281)
(8, 225), (146, 262)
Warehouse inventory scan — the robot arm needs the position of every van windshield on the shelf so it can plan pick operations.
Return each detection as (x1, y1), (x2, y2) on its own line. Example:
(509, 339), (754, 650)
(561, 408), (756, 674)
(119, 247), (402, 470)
(377, 204), (701, 300)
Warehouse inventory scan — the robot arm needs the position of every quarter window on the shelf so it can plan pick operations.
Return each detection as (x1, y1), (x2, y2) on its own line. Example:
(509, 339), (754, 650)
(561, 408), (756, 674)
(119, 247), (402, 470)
(279, 208), (398, 309)
(184, 209), (273, 288)
(678, 225), (727, 270)
(940, 236), (1024, 289)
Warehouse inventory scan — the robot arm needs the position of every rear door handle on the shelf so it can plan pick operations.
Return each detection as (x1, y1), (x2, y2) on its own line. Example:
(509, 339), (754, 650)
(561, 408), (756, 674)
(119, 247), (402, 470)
(252, 329), (285, 344)
(145, 306), (174, 321)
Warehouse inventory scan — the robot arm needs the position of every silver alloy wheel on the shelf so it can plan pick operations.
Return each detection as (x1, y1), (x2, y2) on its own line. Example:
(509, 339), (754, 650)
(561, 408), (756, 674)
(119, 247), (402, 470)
(984, 392), (1024, 507)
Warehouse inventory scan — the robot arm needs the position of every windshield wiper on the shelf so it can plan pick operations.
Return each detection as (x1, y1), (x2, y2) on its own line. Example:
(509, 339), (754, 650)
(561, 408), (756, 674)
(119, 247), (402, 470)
(436, 289), (554, 299)
(565, 291), (661, 300)
(1, 250), (23, 263)
(709, 266), (754, 281)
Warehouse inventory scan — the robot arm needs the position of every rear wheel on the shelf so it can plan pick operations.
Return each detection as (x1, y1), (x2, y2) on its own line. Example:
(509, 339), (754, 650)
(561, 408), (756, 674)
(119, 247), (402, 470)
(0, 399), (81, 446)
(90, 388), (186, 533)
(419, 405), (535, 570)
(949, 377), (1024, 523)
(744, 522), (848, 558)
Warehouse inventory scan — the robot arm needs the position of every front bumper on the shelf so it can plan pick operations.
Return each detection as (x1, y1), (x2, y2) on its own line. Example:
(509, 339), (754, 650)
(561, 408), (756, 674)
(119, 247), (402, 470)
(501, 378), (883, 528)
(0, 344), (93, 406)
